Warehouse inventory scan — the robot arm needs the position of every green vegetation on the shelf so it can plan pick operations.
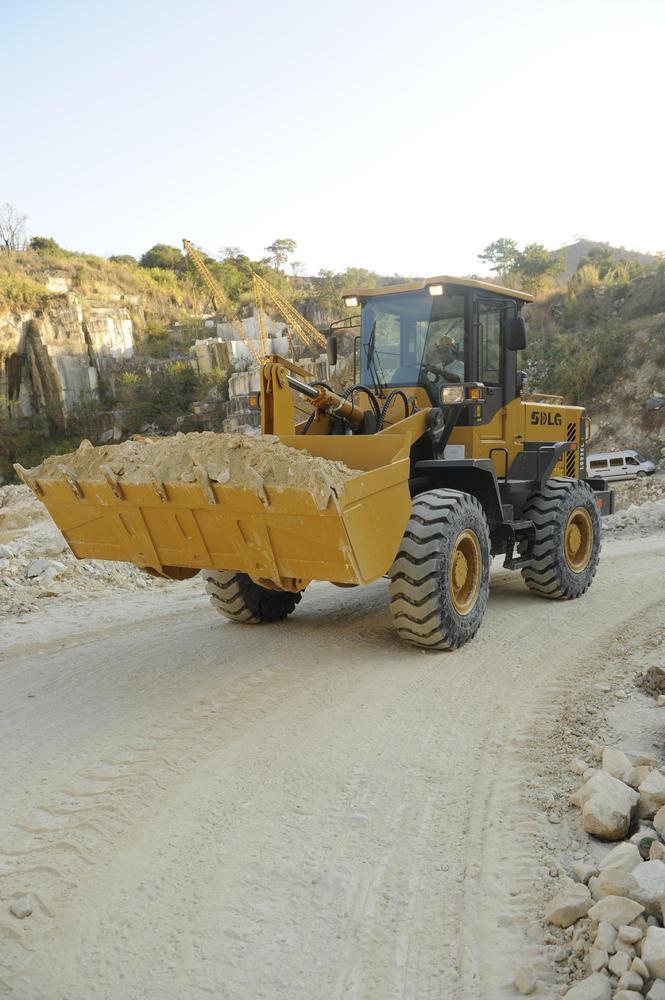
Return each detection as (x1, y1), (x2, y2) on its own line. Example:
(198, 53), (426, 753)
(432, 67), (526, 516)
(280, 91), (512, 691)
(264, 238), (297, 270)
(139, 243), (187, 272)
(523, 314), (631, 403)
(115, 363), (233, 435)
(479, 237), (661, 298)
(0, 266), (53, 308)
(0, 245), (198, 316)
(108, 253), (137, 266)
(523, 262), (665, 403)
(478, 239), (566, 294)
(477, 236), (664, 404)
(570, 245), (652, 290)
(311, 266), (412, 314)
(0, 402), (81, 483)
(2, 218), (663, 476)
(0, 228), (404, 328)
(30, 236), (68, 255)
(0, 362), (234, 482)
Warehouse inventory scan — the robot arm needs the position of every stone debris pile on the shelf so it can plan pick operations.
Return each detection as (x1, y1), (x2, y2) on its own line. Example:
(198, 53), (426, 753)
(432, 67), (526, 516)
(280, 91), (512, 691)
(603, 498), (665, 540)
(540, 736), (665, 999)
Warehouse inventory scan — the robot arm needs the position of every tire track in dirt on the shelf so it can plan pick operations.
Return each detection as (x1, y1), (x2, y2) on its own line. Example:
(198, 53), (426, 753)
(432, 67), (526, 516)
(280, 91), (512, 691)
(3, 536), (665, 998)
(0, 662), (295, 986)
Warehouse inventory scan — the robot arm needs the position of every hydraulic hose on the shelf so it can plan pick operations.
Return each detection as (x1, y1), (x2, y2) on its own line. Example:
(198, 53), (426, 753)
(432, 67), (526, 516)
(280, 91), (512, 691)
(341, 384), (382, 421)
(377, 389), (410, 431)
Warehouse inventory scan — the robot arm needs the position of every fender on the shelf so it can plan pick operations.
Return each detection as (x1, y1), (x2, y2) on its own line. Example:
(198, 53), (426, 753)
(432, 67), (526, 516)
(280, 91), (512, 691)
(413, 458), (504, 523)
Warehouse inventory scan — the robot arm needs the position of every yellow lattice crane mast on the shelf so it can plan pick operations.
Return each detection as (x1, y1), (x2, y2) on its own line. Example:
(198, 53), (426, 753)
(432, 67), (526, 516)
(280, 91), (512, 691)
(251, 270), (327, 355)
(183, 239), (262, 364)
(250, 272), (271, 358)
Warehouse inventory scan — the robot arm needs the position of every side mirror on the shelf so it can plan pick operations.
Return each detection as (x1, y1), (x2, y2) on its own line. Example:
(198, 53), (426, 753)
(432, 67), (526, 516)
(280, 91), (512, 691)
(327, 334), (338, 367)
(506, 316), (527, 351)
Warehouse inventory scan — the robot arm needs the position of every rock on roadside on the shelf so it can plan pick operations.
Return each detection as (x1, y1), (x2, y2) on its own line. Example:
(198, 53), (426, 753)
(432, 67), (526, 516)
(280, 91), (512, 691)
(579, 771), (640, 839)
(545, 884), (592, 927)
(561, 971), (611, 999)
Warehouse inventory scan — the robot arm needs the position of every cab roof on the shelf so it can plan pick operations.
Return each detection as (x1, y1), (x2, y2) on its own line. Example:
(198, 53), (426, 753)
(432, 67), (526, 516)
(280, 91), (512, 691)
(342, 275), (534, 303)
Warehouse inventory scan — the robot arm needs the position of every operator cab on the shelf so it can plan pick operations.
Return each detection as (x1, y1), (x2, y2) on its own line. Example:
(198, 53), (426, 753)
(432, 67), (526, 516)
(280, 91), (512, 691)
(342, 277), (532, 426)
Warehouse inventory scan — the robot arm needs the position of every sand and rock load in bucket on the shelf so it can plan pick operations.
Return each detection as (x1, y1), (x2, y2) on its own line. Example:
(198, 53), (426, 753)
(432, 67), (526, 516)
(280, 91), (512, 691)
(27, 432), (361, 508)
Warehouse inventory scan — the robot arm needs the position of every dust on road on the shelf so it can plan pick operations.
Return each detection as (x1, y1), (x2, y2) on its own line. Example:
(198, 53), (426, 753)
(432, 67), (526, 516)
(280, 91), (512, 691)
(2, 485), (665, 999)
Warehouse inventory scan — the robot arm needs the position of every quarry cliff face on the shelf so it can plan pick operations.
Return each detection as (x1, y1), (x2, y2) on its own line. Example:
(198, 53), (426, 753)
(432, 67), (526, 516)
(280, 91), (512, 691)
(0, 291), (135, 417)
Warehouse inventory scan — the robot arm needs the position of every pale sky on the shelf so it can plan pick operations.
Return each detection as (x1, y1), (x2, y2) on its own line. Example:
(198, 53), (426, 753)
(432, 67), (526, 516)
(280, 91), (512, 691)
(3, 0), (664, 277)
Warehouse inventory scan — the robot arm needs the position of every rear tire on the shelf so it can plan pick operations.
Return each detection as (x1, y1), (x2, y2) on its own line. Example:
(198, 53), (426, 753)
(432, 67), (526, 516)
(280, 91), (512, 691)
(521, 478), (601, 599)
(202, 570), (302, 624)
(389, 490), (491, 650)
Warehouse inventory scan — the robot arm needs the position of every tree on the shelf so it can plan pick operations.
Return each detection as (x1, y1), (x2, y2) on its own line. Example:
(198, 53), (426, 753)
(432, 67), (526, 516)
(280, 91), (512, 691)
(265, 238), (296, 271)
(219, 246), (243, 260)
(478, 238), (519, 279)
(139, 244), (186, 272)
(585, 246), (616, 277)
(515, 243), (566, 294)
(0, 203), (27, 254)
(574, 246), (647, 285)
(479, 238), (566, 295)
(313, 266), (382, 312)
(109, 253), (137, 266)
(30, 236), (63, 254)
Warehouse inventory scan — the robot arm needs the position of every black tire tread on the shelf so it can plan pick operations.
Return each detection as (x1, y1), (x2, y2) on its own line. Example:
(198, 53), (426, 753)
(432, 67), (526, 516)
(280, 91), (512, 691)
(202, 570), (302, 624)
(388, 489), (490, 651)
(521, 478), (601, 599)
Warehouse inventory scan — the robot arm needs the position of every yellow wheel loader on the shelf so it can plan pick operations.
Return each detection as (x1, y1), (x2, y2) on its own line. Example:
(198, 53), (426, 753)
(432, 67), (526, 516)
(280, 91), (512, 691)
(16, 276), (613, 650)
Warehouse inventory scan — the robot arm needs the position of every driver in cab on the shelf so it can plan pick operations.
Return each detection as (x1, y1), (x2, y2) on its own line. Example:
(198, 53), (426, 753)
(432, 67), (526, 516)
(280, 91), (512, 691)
(432, 335), (465, 383)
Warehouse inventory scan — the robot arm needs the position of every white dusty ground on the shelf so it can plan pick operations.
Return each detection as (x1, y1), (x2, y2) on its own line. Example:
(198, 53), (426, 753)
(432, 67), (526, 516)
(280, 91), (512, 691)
(1, 481), (665, 999)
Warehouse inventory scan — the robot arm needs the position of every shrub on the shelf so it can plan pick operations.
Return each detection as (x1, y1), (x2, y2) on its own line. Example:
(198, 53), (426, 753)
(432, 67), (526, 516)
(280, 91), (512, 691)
(109, 254), (137, 266)
(139, 244), (186, 272)
(0, 271), (53, 309)
(115, 363), (231, 435)
(0, 405), (81, 483)
(30, 236), (67, 255)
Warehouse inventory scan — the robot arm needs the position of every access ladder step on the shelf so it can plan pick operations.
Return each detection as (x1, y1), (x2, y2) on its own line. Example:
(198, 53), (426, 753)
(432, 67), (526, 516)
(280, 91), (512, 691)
(502, 520), (535, 570)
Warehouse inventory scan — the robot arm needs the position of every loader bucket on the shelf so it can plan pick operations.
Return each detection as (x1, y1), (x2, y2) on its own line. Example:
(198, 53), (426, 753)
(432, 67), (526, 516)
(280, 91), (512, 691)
(16, 431), (414, 590)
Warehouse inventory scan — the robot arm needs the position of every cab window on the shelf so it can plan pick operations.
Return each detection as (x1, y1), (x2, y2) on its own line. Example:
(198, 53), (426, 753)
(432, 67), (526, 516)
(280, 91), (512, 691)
(477, 299), (504, 386)
(360, 289), (466, 390)
(421, 294), (466, 384)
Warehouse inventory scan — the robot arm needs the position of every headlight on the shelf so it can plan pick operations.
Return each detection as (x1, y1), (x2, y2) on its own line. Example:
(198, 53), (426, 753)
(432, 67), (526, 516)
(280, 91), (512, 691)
(428, 284), (444, 296)
(441, 385), (465, 405)
(343, 295), (358, 308)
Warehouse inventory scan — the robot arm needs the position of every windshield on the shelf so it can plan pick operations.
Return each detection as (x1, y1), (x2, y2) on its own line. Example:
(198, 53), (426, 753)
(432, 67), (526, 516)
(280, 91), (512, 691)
(360, 290), (466, 396)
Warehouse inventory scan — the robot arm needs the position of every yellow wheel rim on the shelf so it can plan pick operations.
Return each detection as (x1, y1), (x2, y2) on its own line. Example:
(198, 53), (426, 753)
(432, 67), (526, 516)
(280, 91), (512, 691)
(449, 529), (482, 615)
(565, 507), (593, 573)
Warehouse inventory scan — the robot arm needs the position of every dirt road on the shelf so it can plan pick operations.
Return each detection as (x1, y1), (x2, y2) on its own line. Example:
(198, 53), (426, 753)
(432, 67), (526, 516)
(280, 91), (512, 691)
(2, 531), (665, 1000)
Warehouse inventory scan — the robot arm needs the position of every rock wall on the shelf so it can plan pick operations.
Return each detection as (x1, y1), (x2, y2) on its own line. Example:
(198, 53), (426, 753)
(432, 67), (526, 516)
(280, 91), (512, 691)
(0, 294), (134, 417)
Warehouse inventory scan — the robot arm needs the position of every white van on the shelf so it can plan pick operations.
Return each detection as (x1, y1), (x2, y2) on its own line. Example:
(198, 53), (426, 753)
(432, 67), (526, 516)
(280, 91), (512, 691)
(586, 450), (656, 481)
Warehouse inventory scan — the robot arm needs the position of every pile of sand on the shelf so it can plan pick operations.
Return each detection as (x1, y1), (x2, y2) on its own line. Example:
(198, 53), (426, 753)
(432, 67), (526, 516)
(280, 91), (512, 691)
(26, 432), (360, 506)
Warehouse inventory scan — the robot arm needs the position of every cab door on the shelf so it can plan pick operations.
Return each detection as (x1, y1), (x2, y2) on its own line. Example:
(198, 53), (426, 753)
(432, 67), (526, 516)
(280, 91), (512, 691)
(475, 296), (517, 431)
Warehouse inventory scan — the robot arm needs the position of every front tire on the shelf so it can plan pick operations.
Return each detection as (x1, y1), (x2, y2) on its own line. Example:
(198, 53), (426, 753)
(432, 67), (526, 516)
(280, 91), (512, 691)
(521, 478), (601, 599)
(202, 570), (302, 624)
(389, 490), (491, 650)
